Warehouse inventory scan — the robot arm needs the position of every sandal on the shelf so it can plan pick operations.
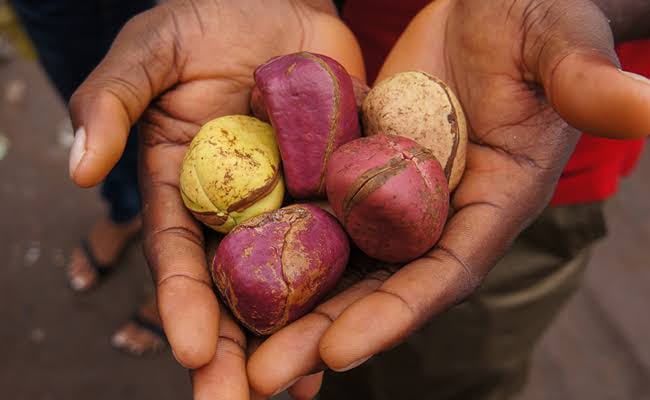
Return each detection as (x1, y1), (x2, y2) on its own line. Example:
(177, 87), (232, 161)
(67, 216), (142, 292)
(67, 238), (127, 292)
(111, 312), (167, 356)
(80, 238), (119, 277)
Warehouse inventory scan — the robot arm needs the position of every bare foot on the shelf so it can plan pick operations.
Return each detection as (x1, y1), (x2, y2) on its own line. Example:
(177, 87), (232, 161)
(67, 215), (142, 291)
(111, 296), (166, 355)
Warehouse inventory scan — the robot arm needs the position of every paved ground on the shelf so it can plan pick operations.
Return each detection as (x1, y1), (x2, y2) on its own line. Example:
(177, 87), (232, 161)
(516, 138), (650, 399)
(0, 58), (190, 399)
(1, 57), (648, 400)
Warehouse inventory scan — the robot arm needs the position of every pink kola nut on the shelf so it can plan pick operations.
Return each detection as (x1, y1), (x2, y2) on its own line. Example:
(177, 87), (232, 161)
(326, 135), (449, 263)
(254, 52), (361, 199)
(212, 204), (350, 335)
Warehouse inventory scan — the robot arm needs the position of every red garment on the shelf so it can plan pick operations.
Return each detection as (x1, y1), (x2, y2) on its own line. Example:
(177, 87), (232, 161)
(342, 2), (646, 206)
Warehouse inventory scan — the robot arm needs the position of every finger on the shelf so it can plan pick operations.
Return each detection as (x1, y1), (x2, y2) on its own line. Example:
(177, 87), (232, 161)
(142, 144), (218, 369)
(544, 53), (650, 139)
(288, 372), (324, 400)
(68, 7), (179, 187)
(374, 0), (452, 84)
(303, 10), (366, 80)
(318, 162), (534, 370)
(191, 306), (249, 400)
(248, 255), (389, 396)
(528, 0), (650, 139)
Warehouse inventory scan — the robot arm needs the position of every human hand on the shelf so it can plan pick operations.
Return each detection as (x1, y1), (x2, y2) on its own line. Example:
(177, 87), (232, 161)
(67, 0), (362, 397)
(247, 0), (650, 396)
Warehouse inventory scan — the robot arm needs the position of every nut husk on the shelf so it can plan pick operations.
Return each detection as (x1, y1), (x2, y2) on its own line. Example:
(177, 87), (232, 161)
(180, 115), (284, 233)
(326, 134), (449, 263)
(254, 52), (361, 199)
(362, 71), (467, 191)
(212, 204), (350, 335)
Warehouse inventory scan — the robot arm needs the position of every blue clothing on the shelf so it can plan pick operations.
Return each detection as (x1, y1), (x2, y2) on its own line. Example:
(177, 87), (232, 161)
(12, 0), (155, 222)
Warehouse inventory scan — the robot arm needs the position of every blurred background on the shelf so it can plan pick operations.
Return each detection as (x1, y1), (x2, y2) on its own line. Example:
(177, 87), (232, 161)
(1, 1), (649, 399)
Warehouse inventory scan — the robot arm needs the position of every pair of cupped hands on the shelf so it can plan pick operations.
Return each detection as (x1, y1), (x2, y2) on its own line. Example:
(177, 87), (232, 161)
(67, 0), (649, 398)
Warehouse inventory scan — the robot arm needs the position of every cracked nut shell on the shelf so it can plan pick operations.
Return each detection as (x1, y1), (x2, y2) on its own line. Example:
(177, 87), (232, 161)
(362, 71), (467, 191)
(254, 52), (361, 199)
(326, 134), (449, 263)
(212, 204), (350, 335)
(180, 115), (284, 233)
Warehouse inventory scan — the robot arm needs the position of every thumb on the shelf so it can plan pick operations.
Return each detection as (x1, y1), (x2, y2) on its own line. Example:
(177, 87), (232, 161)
(68, 8), (179, 187)
(532, 0), (650, 139)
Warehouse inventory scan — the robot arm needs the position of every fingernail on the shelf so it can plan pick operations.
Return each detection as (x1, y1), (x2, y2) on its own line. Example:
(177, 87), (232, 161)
(111, 332), (127, 347)
(272, 377), (301, 396)
(331, 355), (372, 372)
(69, 126), (86, 179)
(170, 347), (187, 368)
(70, 276), (87, 291)
(620, 70), (650, 85)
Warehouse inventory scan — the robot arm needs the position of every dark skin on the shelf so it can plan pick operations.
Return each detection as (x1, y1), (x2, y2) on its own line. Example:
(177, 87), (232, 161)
(69, 1), (362, 397)
(68, 0), (650, 398)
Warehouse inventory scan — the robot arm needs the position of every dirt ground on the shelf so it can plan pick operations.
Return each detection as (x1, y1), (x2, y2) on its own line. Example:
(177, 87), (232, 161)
(1, 56), (649, 399)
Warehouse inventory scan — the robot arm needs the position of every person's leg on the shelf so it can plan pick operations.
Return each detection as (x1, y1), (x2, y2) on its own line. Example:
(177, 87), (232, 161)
(12, 0), (164, 354)
(112, 294), (166, 355)
(320, 202), (607, 400)
(11, 0), (155, 290)
(11, 0), (154, 100)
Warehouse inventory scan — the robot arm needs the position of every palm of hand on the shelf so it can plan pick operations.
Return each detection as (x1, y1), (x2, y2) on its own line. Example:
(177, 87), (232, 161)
(128, 2), (304, 371)
(103, 2), (360, 397)
(130, 7), (297, 398)
(436, 0), (582, 275)
(68, 1), (347, 395)
(247, 0), (619, 396)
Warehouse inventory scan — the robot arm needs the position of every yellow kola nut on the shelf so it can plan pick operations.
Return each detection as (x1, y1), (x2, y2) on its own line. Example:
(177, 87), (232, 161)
(180, 115), (285, 233)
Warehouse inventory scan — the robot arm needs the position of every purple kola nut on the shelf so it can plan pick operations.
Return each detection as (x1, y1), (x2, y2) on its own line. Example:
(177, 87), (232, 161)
(249, 84), (269, 123)
(212, 204), (350, 335)
(254, 52), (361, 199)
(326, 134), (450, 263)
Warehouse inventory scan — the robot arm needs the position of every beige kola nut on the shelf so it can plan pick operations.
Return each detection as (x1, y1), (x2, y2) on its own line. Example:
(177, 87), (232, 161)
(179, 115), (285, 233)
(362, 71), (468, 191)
